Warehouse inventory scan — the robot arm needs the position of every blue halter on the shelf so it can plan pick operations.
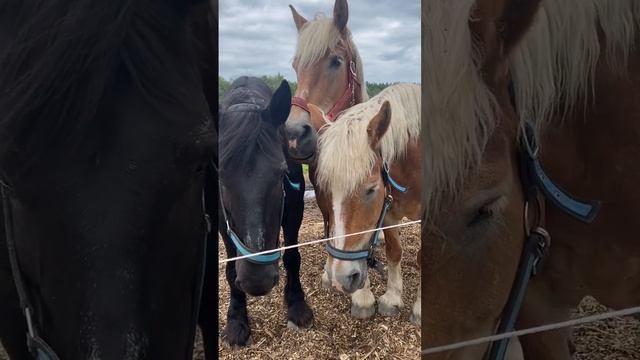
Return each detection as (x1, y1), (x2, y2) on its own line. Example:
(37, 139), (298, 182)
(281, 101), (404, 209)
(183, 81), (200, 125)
(520, 122), (600, 223)
(285, 174), (302, 191)
(324, 163), (407, 271)
(221, 172), (302, 264)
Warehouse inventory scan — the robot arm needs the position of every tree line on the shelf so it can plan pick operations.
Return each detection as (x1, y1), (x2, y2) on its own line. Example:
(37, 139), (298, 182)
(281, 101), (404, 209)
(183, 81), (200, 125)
(219, 74), (394, 102)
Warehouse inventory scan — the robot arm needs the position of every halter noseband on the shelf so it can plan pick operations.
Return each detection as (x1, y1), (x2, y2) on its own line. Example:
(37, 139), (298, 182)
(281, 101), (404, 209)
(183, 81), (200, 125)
(217, 159), (301, 265)
(324, 161), (407, 274)
(291, 44), (361, 122)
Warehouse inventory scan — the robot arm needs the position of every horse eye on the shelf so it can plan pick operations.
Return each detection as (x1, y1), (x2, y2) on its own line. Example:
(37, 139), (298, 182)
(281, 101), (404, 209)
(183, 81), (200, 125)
(365, 186), (376, 196)
(330, 56), (342, 68)
(468, 205), (494, 227)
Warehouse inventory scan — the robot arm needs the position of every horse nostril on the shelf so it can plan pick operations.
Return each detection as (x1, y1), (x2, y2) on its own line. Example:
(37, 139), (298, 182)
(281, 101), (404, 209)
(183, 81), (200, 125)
(301, 124), (312, 138)
(345, 270), (361, 289)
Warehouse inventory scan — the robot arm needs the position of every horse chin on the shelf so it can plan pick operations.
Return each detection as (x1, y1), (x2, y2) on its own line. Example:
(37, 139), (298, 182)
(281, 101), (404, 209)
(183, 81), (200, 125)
(236, 279), (278, 297)
(243, 286), (275, 297)
(288, 149), (316, 164)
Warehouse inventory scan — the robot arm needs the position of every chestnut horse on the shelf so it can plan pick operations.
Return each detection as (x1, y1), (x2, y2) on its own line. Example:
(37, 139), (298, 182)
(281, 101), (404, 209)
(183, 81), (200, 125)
(422, 0), (640, 359)
(285, 0), (368, 162)
(308, 83), (422, 325)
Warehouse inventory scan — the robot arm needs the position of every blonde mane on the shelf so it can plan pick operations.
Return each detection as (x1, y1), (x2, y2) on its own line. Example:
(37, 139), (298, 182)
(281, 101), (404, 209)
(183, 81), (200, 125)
(316, 83), (421, 196)
(423, 0), (640, 214)
(294, 13), (369, 101)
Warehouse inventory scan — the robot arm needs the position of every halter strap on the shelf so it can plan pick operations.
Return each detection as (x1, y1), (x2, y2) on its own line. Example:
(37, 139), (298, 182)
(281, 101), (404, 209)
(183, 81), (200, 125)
(291, 44), (361, 122)
(324, 161), (405, 278)
(290, 97), (309, 113)
(486, 121), (600, 360)
(1, 184), (61, 360)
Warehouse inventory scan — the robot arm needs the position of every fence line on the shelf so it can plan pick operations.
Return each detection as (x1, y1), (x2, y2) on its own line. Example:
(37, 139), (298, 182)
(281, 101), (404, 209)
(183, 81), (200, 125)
(217, 220), (421, 264)
(421, 305), (640, 355)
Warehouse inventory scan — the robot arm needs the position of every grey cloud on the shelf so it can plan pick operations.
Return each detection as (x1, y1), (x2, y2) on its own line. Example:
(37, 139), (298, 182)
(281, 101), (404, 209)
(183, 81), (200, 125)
(219, 0), (420, 83)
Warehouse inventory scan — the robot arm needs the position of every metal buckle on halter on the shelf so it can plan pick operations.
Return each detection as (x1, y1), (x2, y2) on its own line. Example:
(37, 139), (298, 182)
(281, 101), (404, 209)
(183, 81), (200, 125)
(530, 227), (551, 276)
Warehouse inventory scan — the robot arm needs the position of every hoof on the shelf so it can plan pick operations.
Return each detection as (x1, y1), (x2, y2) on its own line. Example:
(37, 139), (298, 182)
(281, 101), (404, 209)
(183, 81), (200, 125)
(377, 293), (404, 317)
(351, 303), (375, 319)
(410, 311), (421, 326)
(377, 301), (402, 316)
(287, 301), (314, 329)
(223, 319), (252, 347)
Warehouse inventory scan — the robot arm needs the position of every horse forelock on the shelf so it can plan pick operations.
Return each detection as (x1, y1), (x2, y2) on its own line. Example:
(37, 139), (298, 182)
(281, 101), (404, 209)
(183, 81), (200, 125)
(0, 0), (205, 182)
(422, 0), (640, 216)
(317, 84), (420, 197)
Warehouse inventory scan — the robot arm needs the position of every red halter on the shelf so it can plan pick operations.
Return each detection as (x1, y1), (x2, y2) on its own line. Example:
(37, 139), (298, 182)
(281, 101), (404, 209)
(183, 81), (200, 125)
(291, 51), (361, 122)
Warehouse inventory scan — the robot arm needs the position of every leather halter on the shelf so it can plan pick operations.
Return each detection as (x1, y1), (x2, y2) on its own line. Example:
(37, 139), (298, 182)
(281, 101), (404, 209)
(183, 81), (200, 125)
(485, 92), (601, 358)
(291, 43), (361, 122)
(324, 161), (407, 275)
(0, 179), (210, 360)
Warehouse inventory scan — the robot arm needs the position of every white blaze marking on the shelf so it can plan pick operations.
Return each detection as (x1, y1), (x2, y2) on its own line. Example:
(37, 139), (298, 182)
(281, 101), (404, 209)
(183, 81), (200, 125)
(331, 190), (346, 287)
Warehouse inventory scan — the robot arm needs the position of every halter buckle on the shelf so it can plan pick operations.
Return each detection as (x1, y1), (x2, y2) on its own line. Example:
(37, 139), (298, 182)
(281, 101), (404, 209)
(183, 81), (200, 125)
(530, 227), (551, 276)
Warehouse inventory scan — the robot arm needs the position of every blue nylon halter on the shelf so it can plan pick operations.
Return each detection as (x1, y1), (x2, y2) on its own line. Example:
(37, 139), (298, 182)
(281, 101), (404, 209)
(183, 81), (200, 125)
(520, 122), (600, 223)
(220, 183), (283, 264)
(285, 174), (302, 191)
(220, 172), (302, 264)
(324, 163), (407, 266)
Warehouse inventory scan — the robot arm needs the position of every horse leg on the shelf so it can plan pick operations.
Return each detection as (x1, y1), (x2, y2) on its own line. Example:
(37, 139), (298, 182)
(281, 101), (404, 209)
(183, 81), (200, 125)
(282, 163), (313, 330)
(350, 276), (376, 319)
(410, 247), (421, 326)
(516, 281), (574, 360)
(222, 256), (252, 347)
(377, 226), (404, 316)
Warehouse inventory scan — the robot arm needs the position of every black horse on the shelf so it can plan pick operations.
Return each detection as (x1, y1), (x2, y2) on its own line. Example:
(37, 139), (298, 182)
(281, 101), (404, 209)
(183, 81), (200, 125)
(0, 0), (217, 359)
(211, 77), (313, 349)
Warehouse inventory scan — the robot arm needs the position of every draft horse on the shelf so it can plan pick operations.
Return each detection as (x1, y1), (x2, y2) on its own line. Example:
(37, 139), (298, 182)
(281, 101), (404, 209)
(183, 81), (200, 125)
(422, 0), (640, 359)
(285, 0), (368, 162)
(0, 0), (217, 359)
(215, 77), (313, 349)
(309, 83), (422, 325)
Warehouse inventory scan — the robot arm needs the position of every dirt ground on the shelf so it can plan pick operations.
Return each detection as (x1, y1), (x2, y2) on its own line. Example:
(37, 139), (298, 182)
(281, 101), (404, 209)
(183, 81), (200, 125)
(1, 198), (638, 360)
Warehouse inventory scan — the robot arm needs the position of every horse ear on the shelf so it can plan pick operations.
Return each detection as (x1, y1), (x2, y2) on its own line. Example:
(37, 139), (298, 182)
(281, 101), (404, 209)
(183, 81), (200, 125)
(289, 5), (308, 32)
(499, 0), (542, 55)
(308, 104), (328, 131)
(367, 101), (391, 150)
(268, 80), (292, 128)
(333, 0), (348, 33)
(472, 0), (542, 59)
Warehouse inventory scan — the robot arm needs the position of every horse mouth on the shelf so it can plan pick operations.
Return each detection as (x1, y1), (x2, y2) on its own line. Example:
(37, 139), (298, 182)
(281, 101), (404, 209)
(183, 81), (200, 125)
(289, 151), (316, 162)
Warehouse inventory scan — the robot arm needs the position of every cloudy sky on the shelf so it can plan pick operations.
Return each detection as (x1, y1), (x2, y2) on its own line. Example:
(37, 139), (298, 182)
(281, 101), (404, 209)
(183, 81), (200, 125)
(219, 0), (420, 84)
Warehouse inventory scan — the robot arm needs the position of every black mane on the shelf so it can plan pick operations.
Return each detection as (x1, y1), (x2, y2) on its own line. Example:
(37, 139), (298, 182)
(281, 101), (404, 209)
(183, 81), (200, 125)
(0, 0), (203, 181)
(219, 76), (285, 174)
